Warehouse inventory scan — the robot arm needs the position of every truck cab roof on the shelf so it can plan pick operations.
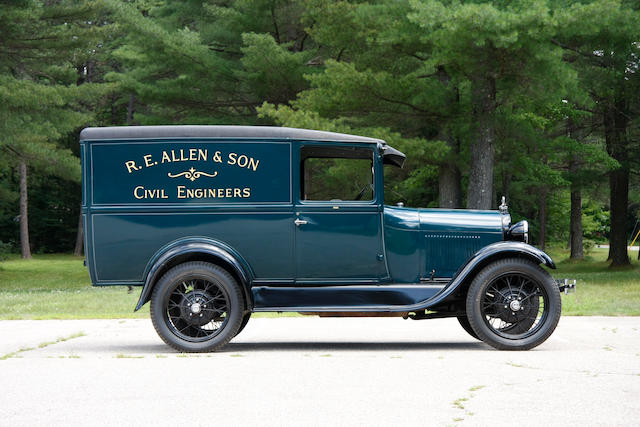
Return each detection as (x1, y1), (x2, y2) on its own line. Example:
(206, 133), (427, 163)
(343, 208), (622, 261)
(80, 125), (406, 167)
(80, 125), (382, 144)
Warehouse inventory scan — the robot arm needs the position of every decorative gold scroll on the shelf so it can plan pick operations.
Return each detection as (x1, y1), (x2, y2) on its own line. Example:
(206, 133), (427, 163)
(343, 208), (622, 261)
(168, 167), (218, 181)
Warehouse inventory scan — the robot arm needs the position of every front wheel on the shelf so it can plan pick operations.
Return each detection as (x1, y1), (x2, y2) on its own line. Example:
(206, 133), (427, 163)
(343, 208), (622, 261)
(465, 258), (561, 351)
(150, 262), (244, 352)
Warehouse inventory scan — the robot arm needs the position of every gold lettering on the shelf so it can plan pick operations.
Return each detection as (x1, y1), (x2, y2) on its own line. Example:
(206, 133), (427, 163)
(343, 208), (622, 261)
(226, 153), (260, 171)
(134, 186), (144, 199)
(212, 151), (222, 163)
(125, 161), (138, 173)
(174, 186), (252, 200)
(177, 186), (186, 198)
(134, 186), (170, 199)
(143, 154), (154, 168)
(160, 148), (210, 164)
(248, 157), (259, 171)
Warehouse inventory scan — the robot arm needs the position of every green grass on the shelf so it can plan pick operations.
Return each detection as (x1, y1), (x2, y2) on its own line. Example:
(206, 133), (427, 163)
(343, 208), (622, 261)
(0, 254), (294, 319)
(545, 246), (640, 316)
(0, 248), (638, 319)
(0, 254), (148, 319)
(115, 353), (144, 359)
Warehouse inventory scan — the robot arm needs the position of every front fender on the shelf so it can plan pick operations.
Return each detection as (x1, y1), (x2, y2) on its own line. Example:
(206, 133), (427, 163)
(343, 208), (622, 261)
(134, 237), (253, 311)
(468, 241), (555, 270)
(424, 241), (555, 309)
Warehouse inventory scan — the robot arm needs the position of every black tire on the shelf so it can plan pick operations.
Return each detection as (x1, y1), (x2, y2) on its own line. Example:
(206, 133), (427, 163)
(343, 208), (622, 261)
(150, 262), (244, 352)
(456, 315), (479, 340)
(235, 312), (251, 337)
(465, 258), (561, 351)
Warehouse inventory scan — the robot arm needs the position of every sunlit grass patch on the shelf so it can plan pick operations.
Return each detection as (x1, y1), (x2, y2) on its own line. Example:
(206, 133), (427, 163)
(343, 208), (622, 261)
(0, 249), (638, 318)
(546, 247), (640, 316)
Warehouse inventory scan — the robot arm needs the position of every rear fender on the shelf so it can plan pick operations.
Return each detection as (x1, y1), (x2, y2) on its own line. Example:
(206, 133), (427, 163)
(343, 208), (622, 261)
(134, 237), (253, 311)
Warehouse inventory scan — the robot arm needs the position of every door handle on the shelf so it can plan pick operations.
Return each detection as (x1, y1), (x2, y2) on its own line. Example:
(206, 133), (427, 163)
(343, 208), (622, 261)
(294, 219), (308, 226)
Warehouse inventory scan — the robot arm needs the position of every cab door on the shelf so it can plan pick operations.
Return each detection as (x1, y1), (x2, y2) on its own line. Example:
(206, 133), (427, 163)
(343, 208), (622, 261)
(294, 143), (388, 283)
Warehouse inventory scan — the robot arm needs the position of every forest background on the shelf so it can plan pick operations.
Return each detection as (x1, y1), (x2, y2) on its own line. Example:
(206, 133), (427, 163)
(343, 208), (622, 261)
(1, 0), (639, 267)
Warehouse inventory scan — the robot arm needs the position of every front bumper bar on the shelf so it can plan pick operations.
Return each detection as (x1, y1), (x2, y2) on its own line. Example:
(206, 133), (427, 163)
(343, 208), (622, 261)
(556, 278), (577, 294)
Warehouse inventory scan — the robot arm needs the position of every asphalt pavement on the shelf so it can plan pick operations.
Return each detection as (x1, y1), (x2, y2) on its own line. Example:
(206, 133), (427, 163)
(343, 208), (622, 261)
(0, 316), (638, 427)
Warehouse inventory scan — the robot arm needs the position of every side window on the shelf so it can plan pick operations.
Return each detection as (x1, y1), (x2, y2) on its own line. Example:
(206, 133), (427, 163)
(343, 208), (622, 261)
(300, 145), (374, 201)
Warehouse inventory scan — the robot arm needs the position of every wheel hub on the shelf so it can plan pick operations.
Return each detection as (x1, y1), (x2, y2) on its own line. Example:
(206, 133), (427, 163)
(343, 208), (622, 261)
(179, 290), (215, 326)
(495, 289), (529, 323)
(509, 300), (522, 311)
(191, 302), (202, 314)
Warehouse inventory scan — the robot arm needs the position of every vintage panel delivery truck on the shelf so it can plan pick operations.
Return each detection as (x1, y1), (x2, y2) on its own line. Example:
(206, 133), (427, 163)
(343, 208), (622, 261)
(81, 125), (574, 352)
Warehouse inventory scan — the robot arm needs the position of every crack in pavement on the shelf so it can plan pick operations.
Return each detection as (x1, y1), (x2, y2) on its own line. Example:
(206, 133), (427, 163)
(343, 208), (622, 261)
(0, 331), (86, 360)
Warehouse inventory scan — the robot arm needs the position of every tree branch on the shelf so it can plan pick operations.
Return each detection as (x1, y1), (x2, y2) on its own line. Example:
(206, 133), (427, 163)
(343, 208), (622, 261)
(551, 39), (608, 67)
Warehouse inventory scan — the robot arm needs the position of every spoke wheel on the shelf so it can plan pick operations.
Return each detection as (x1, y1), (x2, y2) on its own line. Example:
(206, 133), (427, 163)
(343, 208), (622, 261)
(466, 258), (561, 351)
(166, 278), (229, 342)
(481, 273), (541, 339)
(235, 312), (251, 337)
(151, 262), (243, 352)
(457, 315), (479, 340)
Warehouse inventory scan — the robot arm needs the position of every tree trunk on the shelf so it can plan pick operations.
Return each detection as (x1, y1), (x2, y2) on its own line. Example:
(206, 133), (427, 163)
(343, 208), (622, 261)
(439, 162), (462, 208)
(568, 153), (584, 259)
(608, 167), (629, 265)
(467, 75), (496, 210)
(570, 187), (583, 259)
(436, 67), (463, 209)
(438, 132), (462, 209)
(73, 206), (83, 256)
(127, 93), (135, 125)
(538, 188), (547, 251)
(499, 170), (512, 208)
(604, 99), (630, 266)
(19, 160), (32, 259)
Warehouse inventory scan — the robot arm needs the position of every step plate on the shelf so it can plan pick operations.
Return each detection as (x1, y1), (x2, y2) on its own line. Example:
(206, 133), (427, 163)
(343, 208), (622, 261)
(252, 284), (445, 312)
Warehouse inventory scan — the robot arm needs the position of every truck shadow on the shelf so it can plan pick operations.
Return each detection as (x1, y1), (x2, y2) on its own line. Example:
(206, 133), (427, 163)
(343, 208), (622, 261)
(88, 341), (485, 355)
(224, 341), (485, 352)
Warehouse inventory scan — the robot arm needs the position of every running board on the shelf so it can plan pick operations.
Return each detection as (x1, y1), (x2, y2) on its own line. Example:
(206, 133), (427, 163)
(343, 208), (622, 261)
(252, 284), (445, 312)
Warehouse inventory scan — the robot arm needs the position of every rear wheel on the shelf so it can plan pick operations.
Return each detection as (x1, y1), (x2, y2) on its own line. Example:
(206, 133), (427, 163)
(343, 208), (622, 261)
(466, 258), (561, 351)
(235, 312), (251, 337)
(150, 262), (243, 352)
(456, 315), (479, 340)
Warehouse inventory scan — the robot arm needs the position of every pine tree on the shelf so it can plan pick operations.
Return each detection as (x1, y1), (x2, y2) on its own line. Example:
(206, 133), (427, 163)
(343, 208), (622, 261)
(409, 0), (573, 210)
(105, 0), (317, 124)
(261, 0), (574, 214)
(0, 0), (108, 257)
(553, 0), (640, 266)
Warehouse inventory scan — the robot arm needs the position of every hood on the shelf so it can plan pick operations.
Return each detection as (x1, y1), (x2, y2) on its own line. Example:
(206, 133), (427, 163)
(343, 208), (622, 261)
(384, 206), (508, 235)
